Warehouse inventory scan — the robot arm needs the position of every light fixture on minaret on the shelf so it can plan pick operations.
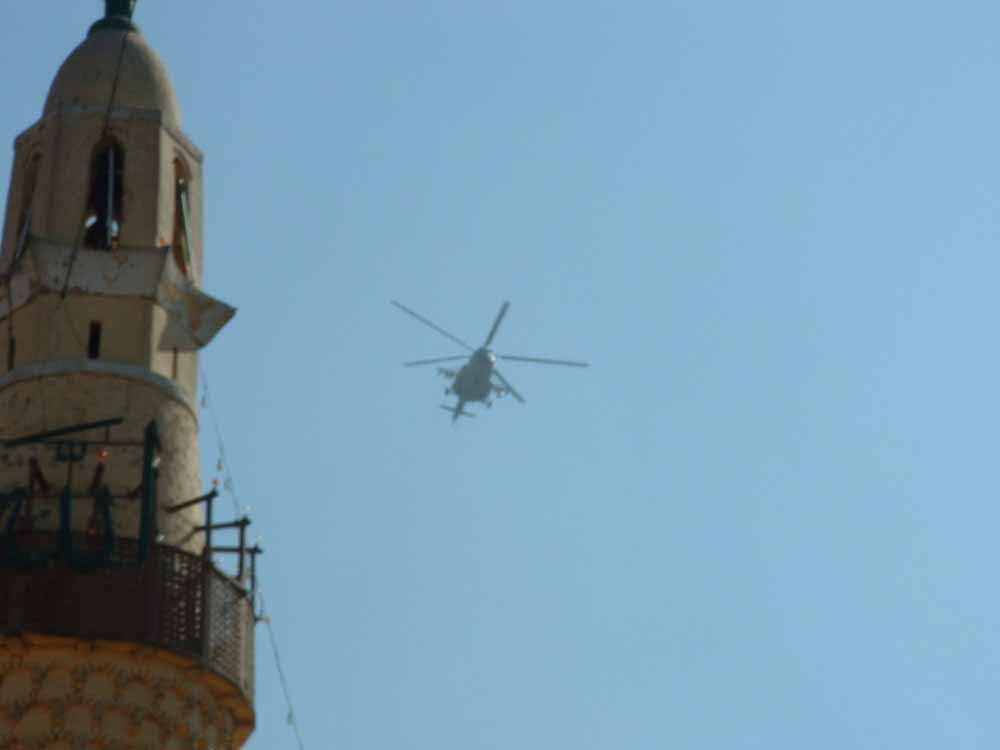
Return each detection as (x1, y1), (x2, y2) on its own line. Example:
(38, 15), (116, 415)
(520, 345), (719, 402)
(0, 2), (255, 748)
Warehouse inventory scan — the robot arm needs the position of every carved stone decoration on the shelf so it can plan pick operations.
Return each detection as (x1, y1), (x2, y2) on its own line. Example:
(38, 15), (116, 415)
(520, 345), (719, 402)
(0, 636), (242, 749)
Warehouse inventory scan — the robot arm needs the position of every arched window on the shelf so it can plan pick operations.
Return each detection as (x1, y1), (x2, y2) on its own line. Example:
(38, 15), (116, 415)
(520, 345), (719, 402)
(83, 139), (124, 250)
(172, 158), (193, 275)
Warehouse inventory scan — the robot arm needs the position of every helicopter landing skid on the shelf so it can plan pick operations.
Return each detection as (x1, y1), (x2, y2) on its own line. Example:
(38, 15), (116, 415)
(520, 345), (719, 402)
(440, 404), (475, 419)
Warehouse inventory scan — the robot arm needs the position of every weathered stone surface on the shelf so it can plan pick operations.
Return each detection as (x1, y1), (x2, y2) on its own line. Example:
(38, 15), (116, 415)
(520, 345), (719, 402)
(0, 368), (202, 551)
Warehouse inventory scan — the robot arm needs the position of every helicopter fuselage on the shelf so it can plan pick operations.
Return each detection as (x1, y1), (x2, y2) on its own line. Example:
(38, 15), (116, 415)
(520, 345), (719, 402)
(450, 349), (496, 402)
(393, 298), (587, 420)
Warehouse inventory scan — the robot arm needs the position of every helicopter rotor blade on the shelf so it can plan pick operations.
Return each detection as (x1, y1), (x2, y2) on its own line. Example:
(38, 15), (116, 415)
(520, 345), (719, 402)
(403, 355), (469, 367)
(492, 368), (525, 403)
(497, 355), (589, 367)
(483, 301), (510, 348)
(392, 301), (475, 352)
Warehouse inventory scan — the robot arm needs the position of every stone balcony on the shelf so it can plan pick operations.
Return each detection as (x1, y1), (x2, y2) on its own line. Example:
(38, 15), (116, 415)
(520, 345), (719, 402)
(0, 532), (254, 705)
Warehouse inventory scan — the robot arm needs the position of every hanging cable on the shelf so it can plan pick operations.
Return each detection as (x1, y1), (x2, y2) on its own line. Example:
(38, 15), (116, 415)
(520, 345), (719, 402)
(4, 272), (13, 369)
(260, 589), (307, 750)
(61, 23), (131, 298)
(200, 365), (242, 518)
(4, 186), (37, 370)
(101, 29), (131, 138)
(200, 364), (308, 748)
(3, 210), (27, 368)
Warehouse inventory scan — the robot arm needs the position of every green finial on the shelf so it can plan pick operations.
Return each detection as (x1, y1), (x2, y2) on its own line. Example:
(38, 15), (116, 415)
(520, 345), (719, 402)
(89, 0), (139, 34)
(106, 0), (137, 18)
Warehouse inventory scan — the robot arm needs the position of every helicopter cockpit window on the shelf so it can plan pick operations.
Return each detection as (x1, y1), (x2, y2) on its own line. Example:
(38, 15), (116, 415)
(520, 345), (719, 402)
(83, 140), (124, 250)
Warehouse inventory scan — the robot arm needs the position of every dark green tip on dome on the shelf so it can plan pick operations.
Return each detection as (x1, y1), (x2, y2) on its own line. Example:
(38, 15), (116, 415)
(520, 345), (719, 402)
(89, 0), (139, 35)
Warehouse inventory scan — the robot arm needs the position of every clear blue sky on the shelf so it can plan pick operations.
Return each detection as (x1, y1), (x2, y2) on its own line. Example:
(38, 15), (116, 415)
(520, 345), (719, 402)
(4, 1), (1000, 747)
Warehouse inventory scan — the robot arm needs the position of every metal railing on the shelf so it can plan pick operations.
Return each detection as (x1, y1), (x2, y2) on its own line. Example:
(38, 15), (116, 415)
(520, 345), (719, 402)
(0, 532), (254, 701)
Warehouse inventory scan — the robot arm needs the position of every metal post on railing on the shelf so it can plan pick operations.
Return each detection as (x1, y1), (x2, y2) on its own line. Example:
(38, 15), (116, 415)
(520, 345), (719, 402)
(205, 490), (214, 558)
(248, 544), (262, 603)
(237, 519), (247, 581)
(200, 554), (212, 667)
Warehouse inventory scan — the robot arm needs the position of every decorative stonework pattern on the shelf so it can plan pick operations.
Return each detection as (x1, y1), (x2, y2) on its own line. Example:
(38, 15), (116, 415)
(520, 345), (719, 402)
(0, 638), (246, 749)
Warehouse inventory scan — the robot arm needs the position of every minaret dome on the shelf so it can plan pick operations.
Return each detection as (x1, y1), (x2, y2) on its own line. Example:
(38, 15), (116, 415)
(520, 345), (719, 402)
(44, 9), (180, 129)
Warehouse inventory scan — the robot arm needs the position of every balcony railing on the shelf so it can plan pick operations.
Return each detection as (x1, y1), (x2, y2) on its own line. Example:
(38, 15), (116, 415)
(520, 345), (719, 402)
(0, 532), (254, 701)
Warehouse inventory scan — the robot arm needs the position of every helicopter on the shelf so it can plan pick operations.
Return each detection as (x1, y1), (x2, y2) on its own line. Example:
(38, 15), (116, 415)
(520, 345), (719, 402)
(392, 300), (588, 421)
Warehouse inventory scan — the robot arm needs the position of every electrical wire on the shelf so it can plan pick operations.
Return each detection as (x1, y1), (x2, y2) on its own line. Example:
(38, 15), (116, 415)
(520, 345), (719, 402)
(199, 365), (241, 518)
(0, 13), (135, 435)
(200, 364), (308, 749)
(5, 251), (17, 368)
(4, 180), (38, 370)
(102, 27), (131, 138)
(62, 21), (131, 298)
(259, 589), (307, 750)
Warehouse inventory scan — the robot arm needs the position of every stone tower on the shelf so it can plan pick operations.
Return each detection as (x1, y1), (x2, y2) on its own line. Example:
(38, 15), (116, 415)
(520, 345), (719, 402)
(0, 2), (255, 748)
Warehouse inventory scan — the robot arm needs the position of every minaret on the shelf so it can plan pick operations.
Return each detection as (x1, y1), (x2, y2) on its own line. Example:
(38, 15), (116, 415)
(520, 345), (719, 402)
(0, 2), (254, 748)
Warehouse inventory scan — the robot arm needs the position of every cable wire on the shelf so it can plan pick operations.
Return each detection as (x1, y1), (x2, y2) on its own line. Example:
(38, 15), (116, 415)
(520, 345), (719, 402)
(102, 28), (131, 138)
(200, 365), (241, 518)
(260, 589), (307, 750)
(62, 23), (131, 298)
(200, 364), (308, 749)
